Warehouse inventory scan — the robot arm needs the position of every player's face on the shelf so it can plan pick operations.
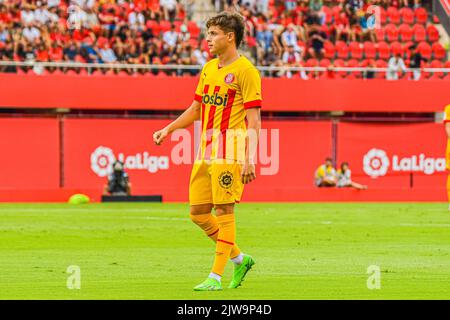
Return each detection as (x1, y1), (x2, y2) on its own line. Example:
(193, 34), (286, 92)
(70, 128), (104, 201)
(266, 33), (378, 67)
(206, 26), (234, 55)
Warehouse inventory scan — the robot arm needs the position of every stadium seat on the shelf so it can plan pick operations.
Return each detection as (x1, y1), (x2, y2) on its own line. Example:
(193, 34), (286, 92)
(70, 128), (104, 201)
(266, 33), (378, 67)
(335, 41), (349, 59)
(333, 58), (346, 77)
(417, 41), (432, 59)
(78, 69), (88, 76)
(331, 5), (341, 18)
(379, 6), (387, 25)
(66, 70), (78, 76)
(363, 41), (376, 59)
(377, 41), (391, 60)
(421, 62), (431, 78)
(347, 59), (361, 78)
(430, 60), (444, 78)
(400, 7), (414, 24)
(385, 24), (398, 42)
(415, 7), (428, 24)
(375, 28), (385, 41)
(324, 41), (336, 59)
(188, 21), (201, 39)
(390, 41), (403, 57)
(319, 59), (331, 67)
(432, 42), (446, 60)
(398, 24), (413, 42)
(426, 24), (440, 42)
(322, 6), (333, 24)
(403, 41), (414, 59)
(117, 70), (129, 77)
(160, 20), (172, 33)
(387, 7), (400, 24)
(445, 61), (450, 69)
(375, 59), (388, 78)
(306, 58), (319, 67)
(349, 41), (363, 60)
(146, 20), (161, 36)
(413, 24), (426, 42)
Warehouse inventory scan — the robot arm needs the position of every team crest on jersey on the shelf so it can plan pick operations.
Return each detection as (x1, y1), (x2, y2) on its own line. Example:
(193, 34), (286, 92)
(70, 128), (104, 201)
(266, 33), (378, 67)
(218, 171), (234, 189)
(224, 73), (235, 84)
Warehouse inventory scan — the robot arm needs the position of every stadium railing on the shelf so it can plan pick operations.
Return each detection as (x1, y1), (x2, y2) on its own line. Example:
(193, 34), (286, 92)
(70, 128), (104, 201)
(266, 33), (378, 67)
(0, 61), (449, 79)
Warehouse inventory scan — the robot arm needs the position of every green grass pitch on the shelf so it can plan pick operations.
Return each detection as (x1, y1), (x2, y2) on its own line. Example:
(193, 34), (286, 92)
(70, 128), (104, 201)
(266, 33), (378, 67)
(0, 202), (449, 299)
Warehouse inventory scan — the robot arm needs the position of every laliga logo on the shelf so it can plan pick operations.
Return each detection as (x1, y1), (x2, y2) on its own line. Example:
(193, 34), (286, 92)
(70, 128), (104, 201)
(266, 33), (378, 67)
(90, 146), (169, 177)
(363, 148), (390, 178)
(363, 148), (446, 178)
(91, 146), (116, 177)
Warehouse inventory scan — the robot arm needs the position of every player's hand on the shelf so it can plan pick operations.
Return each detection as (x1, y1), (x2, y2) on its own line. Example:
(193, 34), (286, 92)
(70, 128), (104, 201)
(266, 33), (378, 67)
(153, 128), (169, 146)
(241, 161), (256, 184)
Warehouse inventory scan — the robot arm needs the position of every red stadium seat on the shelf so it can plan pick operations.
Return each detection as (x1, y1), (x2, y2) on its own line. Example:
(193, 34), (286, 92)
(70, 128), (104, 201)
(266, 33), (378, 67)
(360, 59), (375, 67)
(188, 21), (201, 39)
(322, 6), (333, 24)
(432, 42), (446, 60)
(413, 24), (426, 42)
(387, 7), (400, 24)
(349, 41), (363, 59)
(377, 41), (390, 60)
(445, 61), (450, 68)
(379, 6), (387, 25)
(375, 27), (385, 41)
(403, 41), (414, 59)
(398, 24), (413, 41)
(160, 20), (172, 33)
(306, 58), (319, 67)
(390, 41), (403, 57)
(417, 41), (432, 59)
(335, 41), (349, 59)
(347, 59), (361, 78)
(331, 5), (341, 19)
(375, 59), (388, 78)
(363, 41), (376, 59)
(415, 7), (428, 24)
(426, 24), (440, 42)
(324, 41), (336, 59)
(430, 60), (444, 78)
(400, 7), (414, 24)
(421, 62), (431, 78)
(333, 58), (346, 77)
(319, 59), (331, 67)
(146, 20), (161, 35)
(385, 24), (398, 42)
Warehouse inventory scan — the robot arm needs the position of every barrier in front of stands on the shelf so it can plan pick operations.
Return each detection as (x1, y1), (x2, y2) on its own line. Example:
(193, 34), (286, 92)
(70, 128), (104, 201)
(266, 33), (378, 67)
(0, 73), (449, 112)
(0, 118), (446, 202)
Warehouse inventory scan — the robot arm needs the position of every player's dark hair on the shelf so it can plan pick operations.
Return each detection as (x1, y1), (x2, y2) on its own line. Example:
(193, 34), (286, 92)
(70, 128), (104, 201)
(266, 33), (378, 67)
(341, 162), (349, 171)
(325, 157), (333, 163)
(206, 11), (245, 48)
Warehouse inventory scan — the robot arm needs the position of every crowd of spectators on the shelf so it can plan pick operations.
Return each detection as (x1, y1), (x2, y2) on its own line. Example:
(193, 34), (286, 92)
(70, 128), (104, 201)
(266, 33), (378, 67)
(0, 0), (447, 79)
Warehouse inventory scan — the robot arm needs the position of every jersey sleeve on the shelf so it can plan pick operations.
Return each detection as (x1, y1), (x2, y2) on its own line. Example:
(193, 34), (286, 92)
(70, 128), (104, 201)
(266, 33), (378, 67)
(240, 67), (262, 109)
(194, 65), (206, 103)
(444, 104), (450, 123)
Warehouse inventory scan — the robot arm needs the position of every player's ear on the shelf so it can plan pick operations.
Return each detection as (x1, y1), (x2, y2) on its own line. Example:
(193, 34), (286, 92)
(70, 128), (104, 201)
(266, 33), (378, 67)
(227, 31), (234, 43)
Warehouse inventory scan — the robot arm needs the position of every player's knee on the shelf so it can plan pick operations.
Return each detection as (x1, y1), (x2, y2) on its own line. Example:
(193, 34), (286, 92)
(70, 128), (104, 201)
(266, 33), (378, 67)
(214, 204), (235, 216)
(190, 204), (213, 216)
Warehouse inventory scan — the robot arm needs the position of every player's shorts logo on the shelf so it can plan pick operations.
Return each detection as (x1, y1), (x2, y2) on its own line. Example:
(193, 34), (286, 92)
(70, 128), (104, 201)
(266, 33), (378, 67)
(224, 73), (235, 84)
(219, 171), (234, 189)
(363, 148), (390, 178)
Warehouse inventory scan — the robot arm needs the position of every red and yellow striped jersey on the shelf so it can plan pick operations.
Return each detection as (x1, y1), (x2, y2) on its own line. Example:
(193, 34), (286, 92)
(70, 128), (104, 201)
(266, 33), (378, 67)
(194, 55), (262, 162)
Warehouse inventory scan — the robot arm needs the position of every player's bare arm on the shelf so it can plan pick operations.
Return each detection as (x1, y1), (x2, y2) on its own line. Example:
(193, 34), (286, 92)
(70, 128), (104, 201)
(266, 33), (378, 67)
(153, 100), (201, 145)
(242, 107), (261, 184)
(445, 122), (450, 139)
